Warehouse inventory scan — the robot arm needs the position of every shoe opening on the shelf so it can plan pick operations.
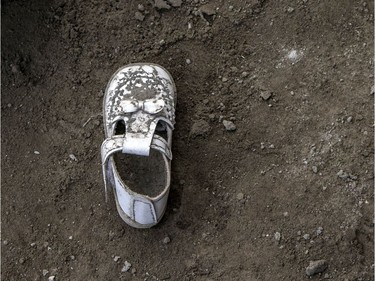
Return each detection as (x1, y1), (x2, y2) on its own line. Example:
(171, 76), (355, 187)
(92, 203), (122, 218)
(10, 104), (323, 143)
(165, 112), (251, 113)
(114, 120), (126, 135)
(113, 149), (168, 198)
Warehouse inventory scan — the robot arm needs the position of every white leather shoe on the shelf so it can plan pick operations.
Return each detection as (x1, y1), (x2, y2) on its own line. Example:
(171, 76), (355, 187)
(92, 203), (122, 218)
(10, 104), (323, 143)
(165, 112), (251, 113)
(101, 63), (176, 228)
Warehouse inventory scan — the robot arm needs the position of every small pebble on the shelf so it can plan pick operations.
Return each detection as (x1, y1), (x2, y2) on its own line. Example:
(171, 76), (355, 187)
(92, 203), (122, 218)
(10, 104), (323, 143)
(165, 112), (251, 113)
(305, 260), (328, 276)
(312, 166), (318, 173)
(108, 230), (115, 240)
(297, 231), (302, 236)
(223, 120), (236, 131)
(287, 7), (295, 13)
(168, 0), (182, 7)
(222, 77), (228, 82)
(69, 154), (78, 161)
(154, 0), (171, 10)
(162, 236), (171, 244)
(134, 11), (145, 21)
(114, 256), (121, 262)
(316, 227), (324, 235)
(42, 270), (49, 276)
(283, 212), (289, 217)
(228, 5), (234, 11)
(50, 268), (58, 275)
(11, 64), (20, 73)
(303, 234), (310, 240)
(121, 261), (132, 272)
(241, 71), (249, 77)
(236, 192), (244, 200)
(186, 59), (191, 64)
(190, 120), (210, 137)
(7, 103), (12, 108)
(131, 268), (137, 274)
(48, 276), (55, 281)
(199, 3), (216, 15)
(274, 232), (281, 241)
(68, 236), (73, 240)
(337, 169), (348, 179)
(337, 170), (357, 180)
(137, 4), (145, 11)
(260, 91), (272, 100)
(19, 258), (25, 264)
(34, 151), (40, 155)
(346, 116), (353, 122)
(3, 240), (8, 245)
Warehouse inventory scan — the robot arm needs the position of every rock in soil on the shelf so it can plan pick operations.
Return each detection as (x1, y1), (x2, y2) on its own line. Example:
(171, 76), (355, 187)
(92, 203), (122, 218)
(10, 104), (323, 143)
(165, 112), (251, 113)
(236, 192), (244, 200)
(168, 0), (182, 7)
(121, 261), (132, 272)
(316, 227), (324, 235)
(260, 90), (272, 100)
(337, 170), (357, 181)
(312, 166), (318, 173)
(162, 236), (171, 244)
(137, 4), (145, 11)
(223, 120), (236, 131)
(69, 154), (78, 161)
(190, 120), (210, 137)
(134, 11), (145, 21)
(303, 234), (310, 240)
(305, 260), (328, 276)
(337, 169), (348, 179)
(274, 232), (281, 241)
(199, 3), (216, 15)
(154, 0), (171, 10)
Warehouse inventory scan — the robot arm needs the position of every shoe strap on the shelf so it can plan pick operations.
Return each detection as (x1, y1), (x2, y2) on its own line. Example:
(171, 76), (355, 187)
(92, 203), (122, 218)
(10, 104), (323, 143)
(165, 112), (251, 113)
(101, 133), (172, 201)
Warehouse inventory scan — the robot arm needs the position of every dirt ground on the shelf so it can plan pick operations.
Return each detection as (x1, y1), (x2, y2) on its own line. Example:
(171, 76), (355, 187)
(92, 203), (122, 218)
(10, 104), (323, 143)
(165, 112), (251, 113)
(1, 0), (374, 280)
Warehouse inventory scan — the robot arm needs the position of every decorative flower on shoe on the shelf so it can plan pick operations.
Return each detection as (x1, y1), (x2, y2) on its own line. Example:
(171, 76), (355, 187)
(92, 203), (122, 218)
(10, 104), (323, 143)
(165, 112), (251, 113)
(119, 98), (165, 114)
